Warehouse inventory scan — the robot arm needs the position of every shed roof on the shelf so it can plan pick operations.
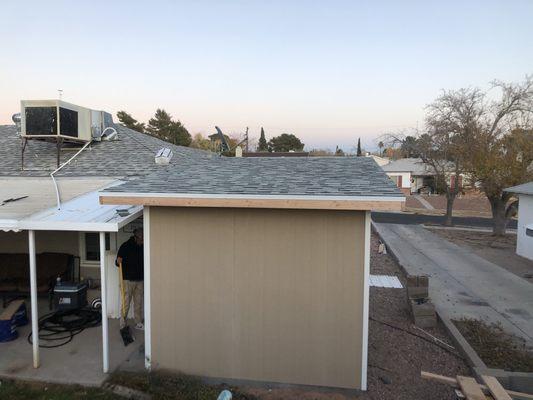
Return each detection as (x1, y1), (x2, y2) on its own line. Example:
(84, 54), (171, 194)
(100, 157), (404, 211)
(505, 182), (533, 196)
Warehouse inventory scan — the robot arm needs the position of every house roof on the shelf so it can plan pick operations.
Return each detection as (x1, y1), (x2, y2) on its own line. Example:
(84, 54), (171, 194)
(100, 157), (405, 211)
(505, 182), (533, 196)
(381, 158), (433, 175)
(0, 124), (213, 178)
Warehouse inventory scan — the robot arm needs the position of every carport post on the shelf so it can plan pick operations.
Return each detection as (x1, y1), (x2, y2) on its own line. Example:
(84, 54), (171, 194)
(28, 230), (39, 368)
(99, 232), (109, 373)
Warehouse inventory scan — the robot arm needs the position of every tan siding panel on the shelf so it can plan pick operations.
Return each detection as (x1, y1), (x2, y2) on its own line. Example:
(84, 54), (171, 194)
(150, 207), (365, 389)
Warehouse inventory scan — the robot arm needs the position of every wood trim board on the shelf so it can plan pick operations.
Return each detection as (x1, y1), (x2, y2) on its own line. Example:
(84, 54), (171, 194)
(100, 195), (404, 211)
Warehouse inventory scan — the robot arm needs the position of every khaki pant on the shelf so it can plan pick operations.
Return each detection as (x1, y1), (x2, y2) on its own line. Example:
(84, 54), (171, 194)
(120, 280), (143, 327)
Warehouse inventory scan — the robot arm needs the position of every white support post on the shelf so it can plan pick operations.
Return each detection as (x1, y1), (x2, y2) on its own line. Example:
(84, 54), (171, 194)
(143, 206), (151, 370)
(28, 230), (39, 368)
(99, 232), (109, 373)
(361, 211), (371, 391)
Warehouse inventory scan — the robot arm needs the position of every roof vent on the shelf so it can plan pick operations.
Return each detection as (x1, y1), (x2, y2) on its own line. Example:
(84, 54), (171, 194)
(12, 113), (21, 135)
(101, 127), (118, 141)
(155, 148), (173, 165)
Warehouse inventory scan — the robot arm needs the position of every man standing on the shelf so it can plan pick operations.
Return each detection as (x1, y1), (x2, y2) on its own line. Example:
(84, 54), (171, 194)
(116, 228), (144, 330)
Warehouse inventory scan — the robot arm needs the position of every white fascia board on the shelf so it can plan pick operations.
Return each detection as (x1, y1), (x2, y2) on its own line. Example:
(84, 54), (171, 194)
(100, 191), (406, 203)
(0, 219), (21, 232)
(18, 220), (120, 232)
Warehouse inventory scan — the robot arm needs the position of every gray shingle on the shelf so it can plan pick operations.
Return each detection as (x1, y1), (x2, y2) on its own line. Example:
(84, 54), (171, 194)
(104, 156), (403, 197)
(0, 124), (213, 178)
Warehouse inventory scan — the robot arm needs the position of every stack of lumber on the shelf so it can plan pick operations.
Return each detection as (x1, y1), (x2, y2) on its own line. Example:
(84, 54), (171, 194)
(406, 275), (437, 328)
(421, 371), (533, 400)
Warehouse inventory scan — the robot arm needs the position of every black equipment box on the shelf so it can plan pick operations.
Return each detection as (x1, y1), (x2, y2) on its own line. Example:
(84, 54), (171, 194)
(53, 282), (88, 310)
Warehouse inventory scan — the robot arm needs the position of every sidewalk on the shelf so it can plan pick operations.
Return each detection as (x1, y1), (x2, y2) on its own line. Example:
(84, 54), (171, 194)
(373, 223), (533, 345)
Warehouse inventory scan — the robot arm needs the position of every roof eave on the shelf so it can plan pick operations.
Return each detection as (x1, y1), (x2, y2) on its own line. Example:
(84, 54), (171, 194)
(99, 192), (405, 212)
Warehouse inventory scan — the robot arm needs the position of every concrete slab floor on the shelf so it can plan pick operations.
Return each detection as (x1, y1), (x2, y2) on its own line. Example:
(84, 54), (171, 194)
(374, 223), (533, 346)
(0, 299), (144, 386)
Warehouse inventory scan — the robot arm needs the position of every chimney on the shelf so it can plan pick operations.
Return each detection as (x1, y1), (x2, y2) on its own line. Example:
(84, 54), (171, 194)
(235, 146), (243, 158)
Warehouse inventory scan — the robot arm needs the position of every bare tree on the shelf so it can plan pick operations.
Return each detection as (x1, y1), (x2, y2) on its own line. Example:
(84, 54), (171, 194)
(467, 77), (533, 235)
(419, 88), (483, 226)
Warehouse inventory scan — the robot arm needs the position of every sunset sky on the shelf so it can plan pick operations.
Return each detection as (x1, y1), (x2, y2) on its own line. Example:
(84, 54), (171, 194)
(1, 0), (532, 151)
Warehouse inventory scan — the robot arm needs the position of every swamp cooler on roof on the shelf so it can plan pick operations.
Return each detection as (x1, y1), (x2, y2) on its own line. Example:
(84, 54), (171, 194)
(20, 99), (114, 142)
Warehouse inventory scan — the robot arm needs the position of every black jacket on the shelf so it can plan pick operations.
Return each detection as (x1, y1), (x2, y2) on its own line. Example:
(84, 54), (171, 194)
(116, 237), (144, 281)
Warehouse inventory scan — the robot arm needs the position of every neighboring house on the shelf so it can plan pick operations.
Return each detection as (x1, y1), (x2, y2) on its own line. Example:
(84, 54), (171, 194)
(381, 158), (435, 195)
(365, 154), (389, 166)
(505, 182), (533, 261)
(99, 157), (404, 390)
(1, 100), (404, 391)
(242, 151), (309, 157)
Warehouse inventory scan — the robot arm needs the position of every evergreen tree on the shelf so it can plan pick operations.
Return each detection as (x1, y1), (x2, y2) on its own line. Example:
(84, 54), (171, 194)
(268, 133), (304, 152)
(146, 109), (192, 147)
(116, 111), (145, 133)
(356, 138), (362, 156)
(257, 127), (268, 152)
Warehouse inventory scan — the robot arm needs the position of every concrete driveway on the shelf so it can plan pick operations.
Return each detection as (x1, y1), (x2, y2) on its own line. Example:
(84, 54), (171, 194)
(374, 223), (533, 345)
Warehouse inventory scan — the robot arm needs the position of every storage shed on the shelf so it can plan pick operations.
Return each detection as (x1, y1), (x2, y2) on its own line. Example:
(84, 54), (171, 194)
(506, 182), (533, 261)
(99, 157), (404, 390)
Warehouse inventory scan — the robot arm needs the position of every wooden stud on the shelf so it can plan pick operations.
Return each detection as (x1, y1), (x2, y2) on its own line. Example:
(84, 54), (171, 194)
(457, 376), (487, 400)
(481, 376), (512, 400)
(421, 371), (533, 400)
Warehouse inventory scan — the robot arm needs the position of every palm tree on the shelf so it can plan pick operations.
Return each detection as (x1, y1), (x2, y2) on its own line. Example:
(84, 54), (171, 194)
(378, 141), (384, 156)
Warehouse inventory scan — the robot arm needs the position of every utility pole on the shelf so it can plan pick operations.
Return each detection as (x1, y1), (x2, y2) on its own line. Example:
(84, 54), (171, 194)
(245, 127), (249, 152)
(58, 89), (63, 100)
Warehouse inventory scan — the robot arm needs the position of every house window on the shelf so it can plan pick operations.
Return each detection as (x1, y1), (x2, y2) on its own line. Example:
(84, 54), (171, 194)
(83, 233), (110, 262)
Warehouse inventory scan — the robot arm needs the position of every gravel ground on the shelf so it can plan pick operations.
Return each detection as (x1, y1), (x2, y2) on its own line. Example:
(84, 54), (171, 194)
(427, 228), (533, 284)
(454, 318), (533, 373)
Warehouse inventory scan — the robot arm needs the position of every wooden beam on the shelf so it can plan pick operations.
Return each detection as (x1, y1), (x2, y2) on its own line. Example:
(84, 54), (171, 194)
(482, 376), (513, 400)
(457, 376), (487, 400)
(100, 195), (405, 211)
(421, 371), (533, 400)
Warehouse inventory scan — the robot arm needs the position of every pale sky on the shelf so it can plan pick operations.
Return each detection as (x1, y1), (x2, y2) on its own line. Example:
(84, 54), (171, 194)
(1, 0), (532, 151)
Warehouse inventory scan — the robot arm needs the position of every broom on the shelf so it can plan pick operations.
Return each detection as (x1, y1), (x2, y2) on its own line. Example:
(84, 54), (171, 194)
(119, 262), (134, 346)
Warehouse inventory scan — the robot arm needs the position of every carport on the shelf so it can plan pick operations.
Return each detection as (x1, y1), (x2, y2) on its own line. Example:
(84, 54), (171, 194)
(1, 189), (142, 377)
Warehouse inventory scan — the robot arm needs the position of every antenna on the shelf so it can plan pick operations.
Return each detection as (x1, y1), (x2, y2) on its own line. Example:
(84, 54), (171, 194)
(215, 126), (230, 152)
(58, 89), (63, 100)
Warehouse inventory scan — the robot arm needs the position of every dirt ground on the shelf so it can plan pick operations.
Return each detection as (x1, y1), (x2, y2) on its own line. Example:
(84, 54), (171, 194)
(427, 228), (533, 284)
(406, 194), (492, 217)
(454, 318), (533, 373)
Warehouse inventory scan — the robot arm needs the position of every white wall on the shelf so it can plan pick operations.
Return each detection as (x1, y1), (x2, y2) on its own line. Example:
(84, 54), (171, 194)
(517, 194), (533, 261)
(386, 172), (411, 189)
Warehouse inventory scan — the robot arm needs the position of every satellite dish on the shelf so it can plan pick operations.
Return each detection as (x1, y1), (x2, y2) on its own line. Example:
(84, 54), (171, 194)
(215, 126), (230, 152)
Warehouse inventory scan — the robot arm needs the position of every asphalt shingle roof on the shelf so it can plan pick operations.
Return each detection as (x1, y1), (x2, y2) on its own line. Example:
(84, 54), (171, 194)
(381, 158), (433, 175)
(0, 124), (213, 178)
(0, 125), (402, 198)
(104, 156), (403, 198)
